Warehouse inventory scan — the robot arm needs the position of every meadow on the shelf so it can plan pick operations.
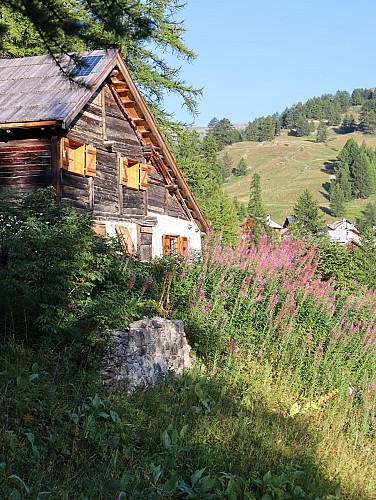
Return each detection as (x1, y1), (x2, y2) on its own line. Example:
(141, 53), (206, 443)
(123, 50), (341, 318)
(222, 129), (376, 223)
(1, 191), (375, 498)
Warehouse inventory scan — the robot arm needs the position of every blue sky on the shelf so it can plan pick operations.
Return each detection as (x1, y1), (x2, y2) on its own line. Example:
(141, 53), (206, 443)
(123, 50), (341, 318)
(163, 0), (376, 126)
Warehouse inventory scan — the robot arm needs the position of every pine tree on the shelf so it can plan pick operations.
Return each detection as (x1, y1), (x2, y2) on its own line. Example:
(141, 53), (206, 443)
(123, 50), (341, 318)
(316, 121), (328, 142)
(329, 183), (345, 216)
(356, 202), (376, 233)
(221, 152), (233, 180)
(292, 189), (324, 235)
(233, 158), (248, 176)
(295, 114), (311, 137)
(352, 152), (372, 198)
(248, 173), (266, 219)
(334, 163), (352, 201)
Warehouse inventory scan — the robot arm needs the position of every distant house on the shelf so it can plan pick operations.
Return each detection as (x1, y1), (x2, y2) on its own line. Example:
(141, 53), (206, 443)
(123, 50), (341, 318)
(327, 219), (361, 247)
(241, 214), (285, 236)
(0, 50), (208, 259)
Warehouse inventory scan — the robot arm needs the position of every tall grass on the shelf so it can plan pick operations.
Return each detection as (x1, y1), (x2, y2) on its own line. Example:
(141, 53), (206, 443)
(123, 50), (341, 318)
(172, 232), (376, 453)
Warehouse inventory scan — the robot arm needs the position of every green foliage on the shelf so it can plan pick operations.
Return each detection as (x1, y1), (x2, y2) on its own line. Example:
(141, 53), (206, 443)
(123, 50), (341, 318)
(245, 115), (276, 142)
(248, 173), (266, 219)
(295, 114), (312, 137)
(316, 121), (328, 143)
(292, 189), (325, 235)
(171, 128), (239, 242)
(0, 1), (202, 122)
(206, 118), (241, 150)
(329, 182), (345, 217)
(233, 157), (248, 176)
(1, 202), (376, 498)
(0, 189), (157, 345)
(221, 151), (233, 180)
(356, 201), (376, 233)
(331, 138), (376, 203)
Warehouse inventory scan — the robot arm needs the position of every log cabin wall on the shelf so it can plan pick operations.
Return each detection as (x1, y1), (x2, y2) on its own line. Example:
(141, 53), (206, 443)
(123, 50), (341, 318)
(65, 83), (148, 220)
(167, 192), (189, 220)
(0, 130), (52, 195)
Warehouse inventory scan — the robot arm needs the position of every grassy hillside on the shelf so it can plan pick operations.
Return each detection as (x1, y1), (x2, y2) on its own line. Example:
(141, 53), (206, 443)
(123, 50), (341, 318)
(222, 129), (376, 224)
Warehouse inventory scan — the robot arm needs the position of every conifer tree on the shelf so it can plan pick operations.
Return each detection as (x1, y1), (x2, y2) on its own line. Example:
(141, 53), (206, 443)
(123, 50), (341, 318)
(356, 202), (376, 233)
(316, 121), (328, 142)
(352, 152), (372, 198)
(248, 173), (266, 219)
(329, 183), (345, 217)
(292, 189), (324, 235)
(0, 1), (202, 120)
(221, 152), (233, 180)
(233, 158), (247, 176)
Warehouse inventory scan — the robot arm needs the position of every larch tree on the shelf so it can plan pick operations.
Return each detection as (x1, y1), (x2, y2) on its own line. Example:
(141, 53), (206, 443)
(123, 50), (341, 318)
(247, 173), (266, 219)
(329, 183), (345, 217)
(292, 189), (324, 235)
(0, 0), (202, 122)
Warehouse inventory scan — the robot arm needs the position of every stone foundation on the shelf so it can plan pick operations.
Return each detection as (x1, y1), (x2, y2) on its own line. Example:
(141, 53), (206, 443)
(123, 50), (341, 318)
(100, 317), (193, 393)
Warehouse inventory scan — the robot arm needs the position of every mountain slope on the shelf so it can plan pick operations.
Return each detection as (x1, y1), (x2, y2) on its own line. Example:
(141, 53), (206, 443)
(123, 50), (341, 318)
(222, 129), (376, 224)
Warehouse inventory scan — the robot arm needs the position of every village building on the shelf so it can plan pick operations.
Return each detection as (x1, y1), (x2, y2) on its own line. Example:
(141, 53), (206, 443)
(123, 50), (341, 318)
(0, 50), (208, 259)
(327, 219), (361, 247)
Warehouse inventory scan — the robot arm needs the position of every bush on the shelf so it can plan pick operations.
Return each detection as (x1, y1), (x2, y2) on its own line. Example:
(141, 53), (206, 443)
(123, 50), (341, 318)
(0, 189), (156, 347)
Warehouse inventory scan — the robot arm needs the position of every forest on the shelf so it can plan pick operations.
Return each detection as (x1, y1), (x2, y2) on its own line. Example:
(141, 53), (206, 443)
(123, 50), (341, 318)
(1, 1), (376, 498)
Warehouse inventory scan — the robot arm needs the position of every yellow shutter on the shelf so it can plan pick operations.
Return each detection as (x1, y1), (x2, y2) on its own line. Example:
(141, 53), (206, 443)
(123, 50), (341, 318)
(181, 236), (188, 257)
(85, 145), (96, 176)
(140, 163), (148, 190)
(127, 162), (139, 190)
(62, 138), (74, 172)
(119, 156), (128, 185)
(73, 145), (85, 176)
(162, 235), (171, 255)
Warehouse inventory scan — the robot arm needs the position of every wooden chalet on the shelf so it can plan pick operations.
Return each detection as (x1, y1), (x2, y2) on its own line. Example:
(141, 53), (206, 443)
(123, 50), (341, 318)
(0, 50), (208, 259)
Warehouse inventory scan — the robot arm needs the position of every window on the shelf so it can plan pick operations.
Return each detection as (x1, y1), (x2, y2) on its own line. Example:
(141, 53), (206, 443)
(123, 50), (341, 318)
(62, 139), (96, 177)
(119, 156), (148, 190)
(162, 235), (188, 257)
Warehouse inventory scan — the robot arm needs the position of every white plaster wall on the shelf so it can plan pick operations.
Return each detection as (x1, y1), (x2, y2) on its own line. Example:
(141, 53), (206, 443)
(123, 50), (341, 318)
(151, 213), (202, 257)
(101, 216), (201, 257)
(104, 221), (138, 249)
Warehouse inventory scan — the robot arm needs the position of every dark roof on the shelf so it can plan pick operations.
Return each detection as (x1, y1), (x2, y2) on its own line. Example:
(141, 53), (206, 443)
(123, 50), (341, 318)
(0, 50), (117, 127)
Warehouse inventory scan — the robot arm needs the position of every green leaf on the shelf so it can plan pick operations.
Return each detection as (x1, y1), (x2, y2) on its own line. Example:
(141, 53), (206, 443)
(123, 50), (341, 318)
(29, 373), (39, 382)
(71, 413), (79, 425)
(9, 475), (30, 493)
(120, 472), (130, 490)
(25, 432), (35, 445)
(90, 394), (103, 409)
(190, 467), (206, 486)
(262, 471), (272, 484)
(110, 410), (120, 422)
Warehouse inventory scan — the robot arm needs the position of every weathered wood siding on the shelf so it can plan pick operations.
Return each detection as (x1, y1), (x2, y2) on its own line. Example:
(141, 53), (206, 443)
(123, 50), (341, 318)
(147, 169), (165, 214)
(167, 192), (189, 220)
(0, 136), (51, 194)
(66, 84), (146, 218)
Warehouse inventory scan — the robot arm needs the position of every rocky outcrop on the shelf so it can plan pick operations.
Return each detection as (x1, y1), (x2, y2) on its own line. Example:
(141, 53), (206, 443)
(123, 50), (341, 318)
(100, 317), (193, 394)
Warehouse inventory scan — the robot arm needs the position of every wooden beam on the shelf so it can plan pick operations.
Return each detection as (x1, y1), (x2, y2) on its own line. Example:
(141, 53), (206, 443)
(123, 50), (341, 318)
(51, 136), (61, 202)
(0, 120), (61, 130)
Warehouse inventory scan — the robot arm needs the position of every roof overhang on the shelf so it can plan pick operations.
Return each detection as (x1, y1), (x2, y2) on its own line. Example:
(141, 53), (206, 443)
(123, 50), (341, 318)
(0, 120), (61, 130)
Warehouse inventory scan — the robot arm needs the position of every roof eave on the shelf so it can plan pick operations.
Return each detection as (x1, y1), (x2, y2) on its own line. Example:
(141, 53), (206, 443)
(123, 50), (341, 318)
(114, 54), (209, 233)
(0, 120), (61, 129)
(62, 50), (119, 129)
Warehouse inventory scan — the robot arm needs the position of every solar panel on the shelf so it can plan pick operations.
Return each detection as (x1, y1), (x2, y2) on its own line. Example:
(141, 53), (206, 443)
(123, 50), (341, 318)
(70, 55), (103, 77)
